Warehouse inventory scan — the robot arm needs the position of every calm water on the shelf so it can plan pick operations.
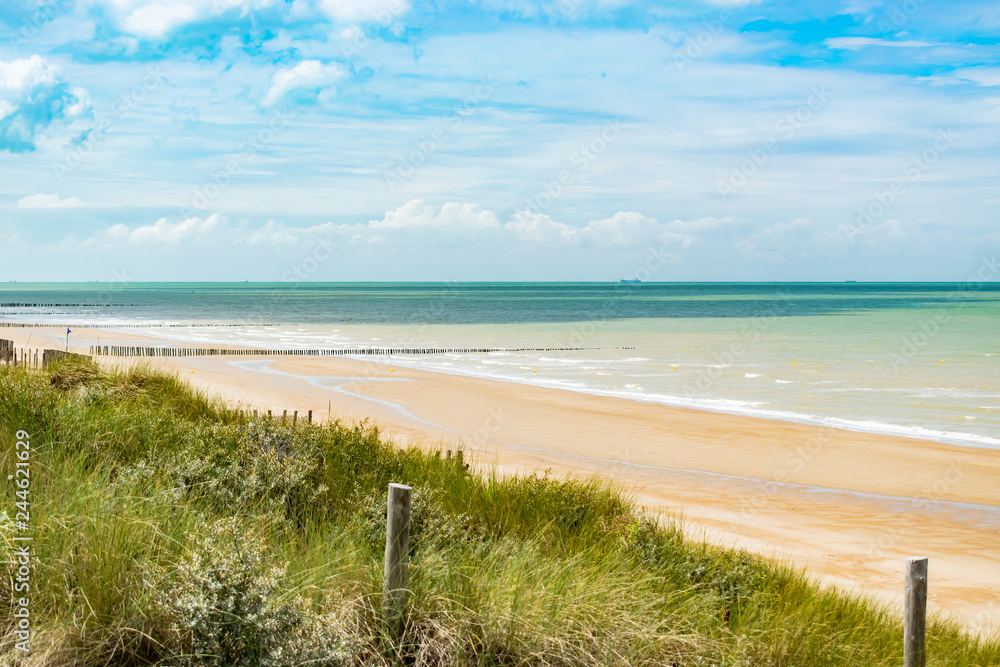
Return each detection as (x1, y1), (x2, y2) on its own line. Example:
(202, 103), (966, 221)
(2, 282), (998, 448)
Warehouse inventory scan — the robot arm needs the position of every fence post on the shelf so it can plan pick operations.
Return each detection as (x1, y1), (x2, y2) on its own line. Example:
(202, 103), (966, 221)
(307, 409), (312, 424)
(383, 483), (412, 639)
(904, 557), (928, 667)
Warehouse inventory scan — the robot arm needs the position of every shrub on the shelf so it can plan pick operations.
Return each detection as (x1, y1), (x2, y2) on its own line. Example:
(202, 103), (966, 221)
(153, 516), (356, 667)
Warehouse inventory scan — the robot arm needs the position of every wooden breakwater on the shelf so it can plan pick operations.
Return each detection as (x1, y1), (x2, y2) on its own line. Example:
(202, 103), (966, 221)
(0, 341), (37, 369)
(0, 322), (276, 328)
(42, 349), (87, 369)
(91, 345), (626, 358)
(0, 303), (140, 308)
(2, 342), (92, 369)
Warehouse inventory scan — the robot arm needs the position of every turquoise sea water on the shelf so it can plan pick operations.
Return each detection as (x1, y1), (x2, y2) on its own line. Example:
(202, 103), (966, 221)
(2, 282), (998, 448)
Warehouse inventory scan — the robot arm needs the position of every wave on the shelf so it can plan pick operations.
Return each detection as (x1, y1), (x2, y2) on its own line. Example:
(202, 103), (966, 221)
(361, 362), (1000, 450)
(22, 319), (999, 452)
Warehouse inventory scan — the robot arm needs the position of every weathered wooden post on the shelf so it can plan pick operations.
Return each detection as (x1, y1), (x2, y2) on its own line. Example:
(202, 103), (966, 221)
(904, 557), (928, 667)
(293, 410), (298, 425)
(282, 409), (287, 423)
(307, 409), (312, 424)
(383, 483), (412, 639)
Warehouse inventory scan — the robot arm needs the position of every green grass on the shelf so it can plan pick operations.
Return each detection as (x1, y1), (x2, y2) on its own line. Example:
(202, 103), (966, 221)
(0, 356), (997, 666)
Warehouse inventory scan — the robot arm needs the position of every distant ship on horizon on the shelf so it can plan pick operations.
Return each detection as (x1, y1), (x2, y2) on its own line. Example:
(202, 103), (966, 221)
(620, 278), (641, 283)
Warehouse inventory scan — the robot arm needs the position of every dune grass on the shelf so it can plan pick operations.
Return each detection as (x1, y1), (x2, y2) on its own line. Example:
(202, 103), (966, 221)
(0, 356), (997, 666)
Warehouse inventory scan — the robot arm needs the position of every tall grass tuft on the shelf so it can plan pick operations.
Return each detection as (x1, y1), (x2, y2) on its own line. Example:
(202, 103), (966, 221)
(0, 361), (997, 666)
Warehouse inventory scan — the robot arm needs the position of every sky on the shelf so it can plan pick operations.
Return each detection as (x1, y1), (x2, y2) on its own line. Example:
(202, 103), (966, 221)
(0, 0), (998, 282)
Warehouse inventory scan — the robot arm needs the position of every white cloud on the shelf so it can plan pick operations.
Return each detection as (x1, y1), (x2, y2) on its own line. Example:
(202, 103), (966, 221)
(246, 219), (300, 245)
(463, 0), (635, 21)
(81, 0), (280, 39)
(825, 37), (942, 50)
(0, 55), (60, 91)
(85, 215), (337, 248)
(77, 204), (683, 254)
(505, 210), (692, 247)
(120, 1), (200, 39)
(261, 60), (347, 107)
(504, 211), (577, 243)
(915, 67), (1000, 87)
(126, 214), (222, 243)
(317, 0), (410, 23)
(370, 200), (500, 230)
(0, 56), (90, 153)
(72, 0), (412, 43)
(580, 211), (674, 246)
(949, 67), (1000, 87)
(64, 87), (92, 118)
(17, 193), (86, 208)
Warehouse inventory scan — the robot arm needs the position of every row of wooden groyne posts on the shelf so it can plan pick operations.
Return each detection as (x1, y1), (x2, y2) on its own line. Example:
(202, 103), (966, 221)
(0, 322), (275, 328)
(89, 345), (614, 357)
(1, 340), (83, 370)
(0, 303), (141, 308)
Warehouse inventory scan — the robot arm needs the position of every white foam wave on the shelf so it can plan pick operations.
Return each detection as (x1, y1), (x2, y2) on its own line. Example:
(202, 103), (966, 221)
(37, 318), (1000, 452)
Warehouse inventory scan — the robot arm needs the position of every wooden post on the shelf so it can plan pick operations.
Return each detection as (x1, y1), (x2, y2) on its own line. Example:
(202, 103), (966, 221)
(383, 483), (412, 639)
(446, 450), (452, 460)
(456, 450), (464, 468)
(307, 409), (312, 424)
(282, 409), (287, 423)
(293, 410), (298, 425)
(904, 557), (928, 667)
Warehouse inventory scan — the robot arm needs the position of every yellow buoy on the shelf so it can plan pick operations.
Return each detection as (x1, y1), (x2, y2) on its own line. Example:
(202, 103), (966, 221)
(190, 370), (194, 373)
(390, 368), (394, 372)
(792, 361), (797, 365)
(533, 370), (537, 373)
(941, 360), (945, 363)
(673, 366), (677, 370)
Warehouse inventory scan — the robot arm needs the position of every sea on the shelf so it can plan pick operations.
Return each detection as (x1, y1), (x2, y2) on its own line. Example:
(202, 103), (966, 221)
(1, 282), (998, 449)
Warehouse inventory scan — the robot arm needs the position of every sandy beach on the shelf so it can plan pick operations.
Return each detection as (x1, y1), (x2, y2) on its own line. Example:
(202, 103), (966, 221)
(5, 325), (999, 634)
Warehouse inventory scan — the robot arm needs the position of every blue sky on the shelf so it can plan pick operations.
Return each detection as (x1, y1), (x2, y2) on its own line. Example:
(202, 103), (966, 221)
(0, 0), (998, 281)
